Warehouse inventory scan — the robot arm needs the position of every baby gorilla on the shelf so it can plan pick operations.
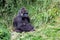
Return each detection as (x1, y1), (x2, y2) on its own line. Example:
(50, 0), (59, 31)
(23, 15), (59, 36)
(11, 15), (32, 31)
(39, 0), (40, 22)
(13, 8), (34, 32)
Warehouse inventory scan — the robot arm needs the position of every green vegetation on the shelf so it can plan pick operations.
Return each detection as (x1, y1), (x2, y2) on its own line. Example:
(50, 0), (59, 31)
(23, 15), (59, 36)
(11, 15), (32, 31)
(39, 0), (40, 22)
(0, 0), (60, 40)
(0, 23), (10, 40)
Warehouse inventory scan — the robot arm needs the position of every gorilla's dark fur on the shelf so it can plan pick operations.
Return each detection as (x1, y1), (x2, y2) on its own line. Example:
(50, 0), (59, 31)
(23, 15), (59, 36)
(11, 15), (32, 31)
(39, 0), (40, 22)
(13, 7), (34, 32)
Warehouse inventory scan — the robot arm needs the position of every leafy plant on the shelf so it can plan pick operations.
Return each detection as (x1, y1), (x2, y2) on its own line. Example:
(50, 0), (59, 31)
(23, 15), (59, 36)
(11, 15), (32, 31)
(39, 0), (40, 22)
(0, 23), (10, 40)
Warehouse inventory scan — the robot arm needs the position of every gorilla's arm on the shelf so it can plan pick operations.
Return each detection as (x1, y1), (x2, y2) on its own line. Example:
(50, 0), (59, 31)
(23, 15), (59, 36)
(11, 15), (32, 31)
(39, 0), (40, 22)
(13, 18), (17, 27)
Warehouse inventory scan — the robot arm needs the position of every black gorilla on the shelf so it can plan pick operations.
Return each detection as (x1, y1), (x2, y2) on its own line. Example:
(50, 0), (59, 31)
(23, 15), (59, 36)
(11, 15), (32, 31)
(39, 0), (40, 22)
(13, 7), (34, 32)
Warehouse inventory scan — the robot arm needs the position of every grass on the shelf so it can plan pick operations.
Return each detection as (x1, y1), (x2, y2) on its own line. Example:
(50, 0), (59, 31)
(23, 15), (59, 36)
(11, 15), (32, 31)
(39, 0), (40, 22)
(13, 22), (60, 40)
(0, 0), (60, 40)
(10, 16), (60, 40)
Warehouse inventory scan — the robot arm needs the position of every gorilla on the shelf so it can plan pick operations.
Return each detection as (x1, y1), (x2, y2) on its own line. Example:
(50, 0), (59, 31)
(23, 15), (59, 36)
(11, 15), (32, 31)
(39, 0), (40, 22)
(13, 7), (34, 32)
